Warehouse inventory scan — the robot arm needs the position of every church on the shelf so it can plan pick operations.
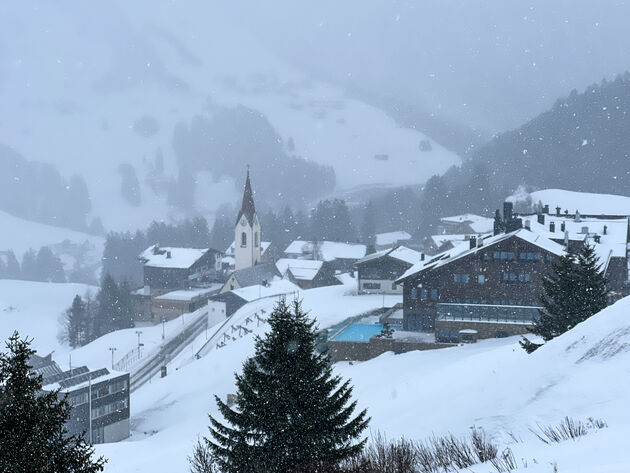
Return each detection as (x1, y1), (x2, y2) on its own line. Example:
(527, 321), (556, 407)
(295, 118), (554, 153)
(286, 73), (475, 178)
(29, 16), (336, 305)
(234, 169), (262, 270)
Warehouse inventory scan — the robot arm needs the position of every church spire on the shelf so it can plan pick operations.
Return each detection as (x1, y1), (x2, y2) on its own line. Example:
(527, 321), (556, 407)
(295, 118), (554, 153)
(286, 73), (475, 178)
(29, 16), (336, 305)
(236, 167), (256, 226)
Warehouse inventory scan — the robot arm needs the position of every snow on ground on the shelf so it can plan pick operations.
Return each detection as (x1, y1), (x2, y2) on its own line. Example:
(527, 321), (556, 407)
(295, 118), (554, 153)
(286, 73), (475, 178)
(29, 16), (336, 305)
(95, 288), (630, 472)
(0, 280), (96, 355)
(509, 188), (630, 216)
(0, 210), (104, 271)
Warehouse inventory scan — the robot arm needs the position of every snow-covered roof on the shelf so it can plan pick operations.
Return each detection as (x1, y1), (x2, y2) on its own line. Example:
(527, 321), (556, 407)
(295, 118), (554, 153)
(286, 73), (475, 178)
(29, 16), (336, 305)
(140, 245), (210, 269)
(231, 279), (300, 302)
(397, 229), (566, 282)
(276, 258), (323, 281)
(225, 241), (271, 257)
(430, 233), (491, 248)
(440, 214), (494, 233)
(522, 214), (628, 260)
(155, 284), (223, 301)
(356, 245), (422, 266)
(509, 188), (630, 216)
(375, 231), (412, 247)
(284, 240), (367, 261)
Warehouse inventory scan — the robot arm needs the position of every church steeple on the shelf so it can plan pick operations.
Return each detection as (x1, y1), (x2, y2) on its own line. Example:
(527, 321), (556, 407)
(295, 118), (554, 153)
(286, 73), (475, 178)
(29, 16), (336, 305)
(234, 167), (262, 270)
(236, 167), (256, 226)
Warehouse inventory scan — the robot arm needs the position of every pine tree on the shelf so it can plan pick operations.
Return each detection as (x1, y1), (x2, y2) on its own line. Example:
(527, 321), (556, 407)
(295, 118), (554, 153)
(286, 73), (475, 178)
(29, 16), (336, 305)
(360, 200), (376, 253)
(521, 244), (608, 353)
(202, 299), (369, 473)
(0, 332), (106, 472)
(65, 295), (88, 348)
(95, 274), (119, 337)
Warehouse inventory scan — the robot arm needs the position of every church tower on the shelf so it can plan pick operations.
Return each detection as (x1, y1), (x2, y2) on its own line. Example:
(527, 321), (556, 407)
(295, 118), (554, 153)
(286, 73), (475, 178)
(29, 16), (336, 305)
(234, 169), (262, 270)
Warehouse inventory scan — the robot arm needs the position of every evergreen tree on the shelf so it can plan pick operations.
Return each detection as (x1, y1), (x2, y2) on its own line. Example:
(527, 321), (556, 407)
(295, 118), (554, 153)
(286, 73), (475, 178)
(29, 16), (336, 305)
(21, 249), (39, 281)
(0, 332), (106, 472)
(521, 244), (608, 353)
(3, 250), (21, 279)
(37, 246), (65, 283)
(210, 212), (235, 252)
(419, 175), (448, 237)
(65, 295), (88, 348)
(203, 299), (369, 472)
(360, 200), (376, 253)
(94, 274), (120, 337)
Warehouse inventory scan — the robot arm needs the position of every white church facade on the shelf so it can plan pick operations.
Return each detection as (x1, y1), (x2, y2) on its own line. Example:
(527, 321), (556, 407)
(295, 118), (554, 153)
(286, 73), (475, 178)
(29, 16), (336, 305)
(234, 170), (262, 270)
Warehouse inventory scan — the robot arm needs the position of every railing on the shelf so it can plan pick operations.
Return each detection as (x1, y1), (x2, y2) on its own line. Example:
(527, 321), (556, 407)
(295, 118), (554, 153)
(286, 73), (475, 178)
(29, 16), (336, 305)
(113, 347), (144, 372)
(436, 302), (540, 324)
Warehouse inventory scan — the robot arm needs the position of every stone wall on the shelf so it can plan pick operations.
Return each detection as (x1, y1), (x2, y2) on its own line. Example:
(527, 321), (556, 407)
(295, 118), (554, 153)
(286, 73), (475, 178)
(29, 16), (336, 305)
(328, 337), (453, 362)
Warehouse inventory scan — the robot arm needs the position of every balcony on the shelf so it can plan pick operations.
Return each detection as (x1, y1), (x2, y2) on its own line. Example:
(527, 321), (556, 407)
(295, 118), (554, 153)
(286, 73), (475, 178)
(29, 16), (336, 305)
(436, 302), (540, 324)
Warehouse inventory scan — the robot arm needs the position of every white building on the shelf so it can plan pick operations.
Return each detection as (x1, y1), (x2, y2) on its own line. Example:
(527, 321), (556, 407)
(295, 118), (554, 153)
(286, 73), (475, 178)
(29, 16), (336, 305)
(234, 170), (262, 270)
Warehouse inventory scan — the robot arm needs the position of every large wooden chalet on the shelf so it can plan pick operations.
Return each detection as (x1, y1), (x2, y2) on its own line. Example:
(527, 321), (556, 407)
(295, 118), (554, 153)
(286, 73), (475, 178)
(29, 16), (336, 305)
(139, 245), (223, 294)
(355, 246), (422, 294)
(397, 202), (629, 341)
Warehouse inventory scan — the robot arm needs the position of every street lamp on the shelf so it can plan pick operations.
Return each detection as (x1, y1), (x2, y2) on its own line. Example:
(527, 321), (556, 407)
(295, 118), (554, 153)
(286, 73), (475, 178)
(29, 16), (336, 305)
(135, 330), (143, 356)
(161, 318), (165, 340)
(108, 347), (117, 370)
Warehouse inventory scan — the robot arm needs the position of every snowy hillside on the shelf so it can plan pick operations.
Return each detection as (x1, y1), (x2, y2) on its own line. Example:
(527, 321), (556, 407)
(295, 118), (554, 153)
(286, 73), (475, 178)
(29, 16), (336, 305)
(82, 284), (630, 472)
(0, 210), (104, 273)
(0, 1), (459, 232)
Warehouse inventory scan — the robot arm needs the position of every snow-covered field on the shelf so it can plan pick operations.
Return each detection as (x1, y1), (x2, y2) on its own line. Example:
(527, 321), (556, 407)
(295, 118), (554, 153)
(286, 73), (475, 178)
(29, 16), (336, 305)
(0, 210), (104, 271)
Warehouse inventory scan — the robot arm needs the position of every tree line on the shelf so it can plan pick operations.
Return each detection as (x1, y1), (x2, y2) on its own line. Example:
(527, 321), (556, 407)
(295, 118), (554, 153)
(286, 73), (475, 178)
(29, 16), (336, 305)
(64, 275), (134, 348)
(0, 247), (65, 283)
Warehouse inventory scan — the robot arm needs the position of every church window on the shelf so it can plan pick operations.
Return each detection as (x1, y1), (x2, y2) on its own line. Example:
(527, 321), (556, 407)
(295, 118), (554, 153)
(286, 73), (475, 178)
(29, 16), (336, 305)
(255, 232), (259, 247)
(241, 232), (247, 247)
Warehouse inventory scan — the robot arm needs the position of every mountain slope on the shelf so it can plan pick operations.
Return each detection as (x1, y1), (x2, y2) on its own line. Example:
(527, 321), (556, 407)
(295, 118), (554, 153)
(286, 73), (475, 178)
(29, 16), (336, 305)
(0, 1), (459, 231)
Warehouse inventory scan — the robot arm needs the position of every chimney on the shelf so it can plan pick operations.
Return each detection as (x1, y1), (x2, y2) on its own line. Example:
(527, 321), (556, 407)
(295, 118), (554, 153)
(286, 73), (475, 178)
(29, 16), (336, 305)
(503, 202), (513, 224)
(543, 204), (550, 214)
(477, 236), (483, 247)
(493, 209), (504, 236)
(556, 206), (561, 216)
(537, 213), (545, 225)
(575, 210), (581, 223)
(421, 253), (425, 261)
(560, 222), (566, 232)
(166, 251), (172, 259)
(524, 219), (531, 230)
(550, 221), (555, 233)
(603, 225), (608, 235)
(469, 236), (477, 249)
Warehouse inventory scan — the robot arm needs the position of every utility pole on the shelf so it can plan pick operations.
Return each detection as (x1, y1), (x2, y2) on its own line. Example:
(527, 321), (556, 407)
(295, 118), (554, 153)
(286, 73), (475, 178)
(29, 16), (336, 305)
(88, 375), (92, 444)
(108, 347), (117, 370)
(135, 330), (143, 357)
(162, 318), (165, 340)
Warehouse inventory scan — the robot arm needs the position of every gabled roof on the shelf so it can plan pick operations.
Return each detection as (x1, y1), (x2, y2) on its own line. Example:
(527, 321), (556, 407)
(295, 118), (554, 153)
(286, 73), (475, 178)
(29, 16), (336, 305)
(356, 245), (422, 266)
(375, 231), (412, 247)
(236, 169), (257, 226)
(284, 240), (367, 261)
(276, 258), (324, 281)
(139, 245), (212, 269)
(396, 229), (566, 283)
(440, 214), (494, 233)
(230, 262), (280, 288)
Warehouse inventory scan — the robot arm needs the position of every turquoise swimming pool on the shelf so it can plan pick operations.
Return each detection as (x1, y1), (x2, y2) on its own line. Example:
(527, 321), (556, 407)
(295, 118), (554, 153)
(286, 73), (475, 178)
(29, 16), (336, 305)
(331, 323), (402, 342)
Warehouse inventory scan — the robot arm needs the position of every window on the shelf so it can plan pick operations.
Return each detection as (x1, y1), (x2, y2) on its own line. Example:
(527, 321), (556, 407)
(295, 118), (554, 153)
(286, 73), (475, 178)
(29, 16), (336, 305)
(502, 273), (517, 282)
(410, 287), (418, 299)
(241, 232), (247, 247)
(68, 392), (88, 407)
(495, 251), (515, 260)
(431, 289), (438, 300)
(254, 232), (259, 247)
(391, 283), (398, 290)
(462, 274), (470, 283)
(91, 426), (105, 444)
(453, 274), (461, 283)
(363, 282), (381, 290)
(91, 398), (128, 420)
(420, 288), (428, 300)
(477, 275), (485, 284)
(545, 255), (554, 263)
(518, 273), (531, 282)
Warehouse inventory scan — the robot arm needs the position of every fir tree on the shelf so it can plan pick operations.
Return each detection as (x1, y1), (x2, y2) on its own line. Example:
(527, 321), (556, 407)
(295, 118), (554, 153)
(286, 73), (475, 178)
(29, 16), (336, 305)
(521, 244), (608, 353)
(94, 274), (120, 337)
(202, 299), (369, 473)
(65, 295), (88, 348)
(0, 332), (106, 473)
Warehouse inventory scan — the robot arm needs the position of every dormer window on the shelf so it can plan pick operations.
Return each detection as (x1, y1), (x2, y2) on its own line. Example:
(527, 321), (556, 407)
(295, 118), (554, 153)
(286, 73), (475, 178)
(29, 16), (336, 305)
(241, 232), (247, 247)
